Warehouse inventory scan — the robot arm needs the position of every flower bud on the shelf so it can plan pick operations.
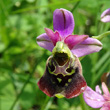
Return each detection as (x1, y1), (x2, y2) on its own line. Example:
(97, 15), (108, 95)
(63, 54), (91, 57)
(101, 8), (110, 23)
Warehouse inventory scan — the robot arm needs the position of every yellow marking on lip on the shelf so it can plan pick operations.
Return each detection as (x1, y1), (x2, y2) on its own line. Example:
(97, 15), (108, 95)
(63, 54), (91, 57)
(57, 78), (62, 83)
(68, 79), (72, 83)
(66, 68), (75, 75)
(65, 83), (68, 86)
(55, 94), (64, 98)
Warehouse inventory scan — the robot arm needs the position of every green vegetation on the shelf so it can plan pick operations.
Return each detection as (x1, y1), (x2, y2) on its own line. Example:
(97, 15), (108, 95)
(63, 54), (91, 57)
(0, 0), (110, 110)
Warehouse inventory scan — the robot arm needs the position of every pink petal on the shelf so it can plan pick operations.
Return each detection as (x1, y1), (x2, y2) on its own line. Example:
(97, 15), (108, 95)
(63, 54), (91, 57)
(71, 38), (102, 57)
(83, 86), (105, 108)
(101, 8), (110, 18)
(101, 102), (110, 110)
(101, 15), (110, 23)
(45, 28), (61, 46)
(95, 85), (102, 94)
(102, 82), (110, 96)
(64, 35), (88, 49)
(53, 8), (75, 38)
(101, 107), (110, 110)
(36, 33), (54, 51)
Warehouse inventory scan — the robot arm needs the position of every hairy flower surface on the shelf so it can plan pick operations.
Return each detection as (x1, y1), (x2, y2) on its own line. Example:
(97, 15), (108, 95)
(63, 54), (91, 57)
(101, 8), (110, 23)
(38, 42), (87, 98)
(37, 8), (102, 57)
(83, 83), (110, 110)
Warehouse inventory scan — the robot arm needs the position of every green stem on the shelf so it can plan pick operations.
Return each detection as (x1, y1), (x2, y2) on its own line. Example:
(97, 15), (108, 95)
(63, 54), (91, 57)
(79, 94), (88, 110)
(9, 50), (47, 110)
(41, 96), (53, 110)
(44, 97), (53, 110)
(92, 31), (110, 41)
(8, 72), (18, 96)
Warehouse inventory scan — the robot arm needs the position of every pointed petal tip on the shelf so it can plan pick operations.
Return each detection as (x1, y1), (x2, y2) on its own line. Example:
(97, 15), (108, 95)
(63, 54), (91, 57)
(36, 33), (54, 51)
(66, 84), (87, 99)
(65, 73), (87, 99)
(44, 28), (61, 46)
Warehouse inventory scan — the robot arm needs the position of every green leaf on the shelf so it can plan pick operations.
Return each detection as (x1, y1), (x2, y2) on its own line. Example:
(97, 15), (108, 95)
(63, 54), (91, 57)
(6, 46), (24, 55)
(0, 71), (16, 110)
(19, 83), (36, 109)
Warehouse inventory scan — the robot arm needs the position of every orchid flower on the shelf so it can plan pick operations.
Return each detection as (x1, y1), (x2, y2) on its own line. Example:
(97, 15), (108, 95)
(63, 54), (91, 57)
(37, 42), (87, 98)
(101, 72), (110, 88)
(83, 82), (110, 110)
(37, 8), (102, 58)
(36, 8), (102, 98)
(101, 8), (110, 23)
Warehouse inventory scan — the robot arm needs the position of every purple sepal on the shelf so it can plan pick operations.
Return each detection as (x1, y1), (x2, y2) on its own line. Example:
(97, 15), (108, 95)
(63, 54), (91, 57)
(53, 8), (75, 37)
(37, 33), (54, 51)
(45, 28), (61, 46)
(71, 38), (102, 57)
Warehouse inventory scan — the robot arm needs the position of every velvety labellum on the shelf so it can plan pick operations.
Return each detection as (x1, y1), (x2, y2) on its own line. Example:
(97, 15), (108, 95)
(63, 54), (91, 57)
(38, 54), (87, 98)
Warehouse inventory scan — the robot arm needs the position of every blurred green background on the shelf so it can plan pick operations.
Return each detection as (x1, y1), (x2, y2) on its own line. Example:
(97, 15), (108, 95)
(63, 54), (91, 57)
(0, 0), (110, 110)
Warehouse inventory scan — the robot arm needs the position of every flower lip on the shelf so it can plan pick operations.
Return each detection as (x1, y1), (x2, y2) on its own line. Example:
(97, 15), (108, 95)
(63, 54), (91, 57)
(64, 35), (89, 50)
(45, 28), (61, 46)
(38, 55), (87, 98)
